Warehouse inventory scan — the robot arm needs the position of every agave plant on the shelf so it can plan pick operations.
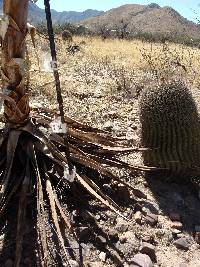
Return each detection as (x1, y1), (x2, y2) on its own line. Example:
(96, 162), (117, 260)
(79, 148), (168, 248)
(0, 0), (153, 266)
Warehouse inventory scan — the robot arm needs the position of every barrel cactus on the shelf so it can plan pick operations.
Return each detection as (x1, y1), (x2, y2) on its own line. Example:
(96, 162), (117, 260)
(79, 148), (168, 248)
(139, 80), (200, 181)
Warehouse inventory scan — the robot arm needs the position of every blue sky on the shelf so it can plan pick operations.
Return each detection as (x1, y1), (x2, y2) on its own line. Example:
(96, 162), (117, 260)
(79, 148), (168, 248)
(36, 0), (200, 22)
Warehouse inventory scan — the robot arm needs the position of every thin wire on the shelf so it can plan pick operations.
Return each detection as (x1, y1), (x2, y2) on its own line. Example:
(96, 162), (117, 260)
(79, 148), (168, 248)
(44, 0), (73, 172)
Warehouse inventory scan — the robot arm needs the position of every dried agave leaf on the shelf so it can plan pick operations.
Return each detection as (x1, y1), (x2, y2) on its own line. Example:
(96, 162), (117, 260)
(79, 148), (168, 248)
(80, 174), (121, 211)
(31, 146), (50, 266)
(0, 171), (24, 216)
(46, 179), (71, 264)
(54, 193), (77, 239)
(14, 173), (30, 267)
(68, 128), (123, 146)
(0, 130), (21, 202)
(76, 174), (126, 219)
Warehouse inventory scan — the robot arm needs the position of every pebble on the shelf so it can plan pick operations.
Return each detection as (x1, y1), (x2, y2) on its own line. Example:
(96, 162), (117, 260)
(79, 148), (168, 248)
(97, 235), (107, 244)
(134, 211), (142, 224)
(0, 234), (5, 241)
(172, 229), (182, 237)
(116, 183), (130, 201)
(115, 218), (129, 232)
(169, 212), (181, 221)
(95, 214), (101, 221)
(173, 237), (190, 251)
(171, 221), (183, 230)
(119, 235), (127, 244)
(139, 242), (156, 262)
(134, 202), (143, 212)
(132, 188), (147, 199)
(108, 229), (119, 243)
(145, 212), (158, 226)
(142, 234), (155, 245)
(103, 121), (113, 130)
(4, 259), (13, 267)
(78, 227), (90, 241)
(143, 202), (160, 215)
(132, 253), (153, 267)
(87, 262), (103, 267)
(99, 251), (107, 262)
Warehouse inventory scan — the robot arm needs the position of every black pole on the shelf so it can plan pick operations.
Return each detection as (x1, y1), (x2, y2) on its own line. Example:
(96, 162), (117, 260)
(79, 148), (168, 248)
(44, 0), (73, 173)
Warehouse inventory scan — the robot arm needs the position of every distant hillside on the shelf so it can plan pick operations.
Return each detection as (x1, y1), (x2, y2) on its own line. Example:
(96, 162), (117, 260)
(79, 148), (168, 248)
(81, 3), (200, 39)
(0, 1), (104, 24)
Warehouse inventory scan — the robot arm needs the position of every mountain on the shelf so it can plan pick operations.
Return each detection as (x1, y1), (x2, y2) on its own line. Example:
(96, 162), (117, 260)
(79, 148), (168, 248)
(81, 3), (200, 39)
(0, 1), (104, 24)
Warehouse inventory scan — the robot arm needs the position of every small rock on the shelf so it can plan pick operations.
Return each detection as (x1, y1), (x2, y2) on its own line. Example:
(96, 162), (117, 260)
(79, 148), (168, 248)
(97, 235), (107, 244)
(119, 235), (127, 244)
(132, 253), (153, 267)
(115, 218), (129, 232)
(103, 121), (113, 130)
(145, 213), (158, 226)
(140, 242), (156, 262)
(68, 260), (79, 267)
(132, 125), (138, 130)
(78, 227), (90, 241)
(195, 232), (200, 244)
(87, 262), (103, 267)
(132, 188), (147, 199)
(171, 221), (183, 230)
(95, 214), (101, 221)
(108, 229), (119, 243)
(169, 212), (181, 221)
(134, 211), (142, 224)
(174, 237), (190, 251)
(99, 251), (107, 262)
(119, 231), (139, 250)
(143, 202), (160, 215)
(172, 229), (182, 237)
(5, 259), (13, 267)
(116, 184), (130, 201)
(142, 235), (155, 245)
(107, 111), (119, 119)
(155, 229), (165, 238)
(134, 202), (143, 212)
(0, 234), (4, 241)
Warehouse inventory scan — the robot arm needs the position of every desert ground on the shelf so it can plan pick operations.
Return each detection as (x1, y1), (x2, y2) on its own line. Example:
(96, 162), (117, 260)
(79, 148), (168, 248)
(1, 35), (200, 266)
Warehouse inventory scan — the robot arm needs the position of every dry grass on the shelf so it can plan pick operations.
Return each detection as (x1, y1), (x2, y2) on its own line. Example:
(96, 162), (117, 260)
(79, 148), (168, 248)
(27, 35), (200, 127)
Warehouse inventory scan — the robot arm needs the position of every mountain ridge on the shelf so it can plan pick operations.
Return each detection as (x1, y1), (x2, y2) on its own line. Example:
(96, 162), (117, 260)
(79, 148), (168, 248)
(0, 1), (199, 40)
(81, 3), (200, 40)
(0, 0), (104, 24)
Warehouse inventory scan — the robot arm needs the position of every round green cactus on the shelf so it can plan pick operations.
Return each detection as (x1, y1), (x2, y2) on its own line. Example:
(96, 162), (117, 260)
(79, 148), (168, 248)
(139, 80), (200, 180)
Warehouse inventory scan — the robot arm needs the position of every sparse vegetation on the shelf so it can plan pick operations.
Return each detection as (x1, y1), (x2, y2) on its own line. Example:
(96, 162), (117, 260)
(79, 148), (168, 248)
(1, 6), (200, 265)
